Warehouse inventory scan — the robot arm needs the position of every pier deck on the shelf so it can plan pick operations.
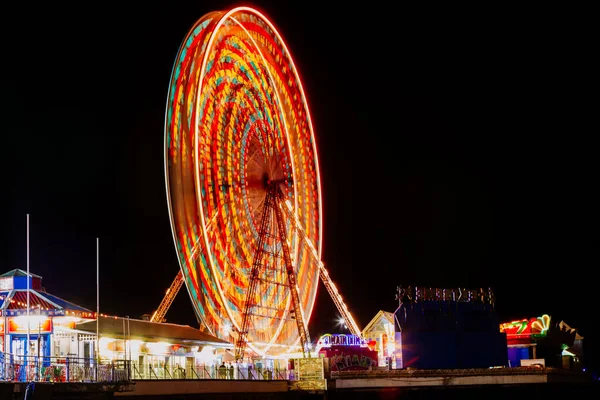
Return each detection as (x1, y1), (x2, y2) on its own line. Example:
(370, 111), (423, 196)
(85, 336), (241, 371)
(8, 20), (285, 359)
(2, 367), (597, 399)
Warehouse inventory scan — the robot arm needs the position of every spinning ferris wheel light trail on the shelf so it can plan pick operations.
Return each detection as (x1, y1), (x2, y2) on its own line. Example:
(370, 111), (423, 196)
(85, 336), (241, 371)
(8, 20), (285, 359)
(161, 6), (361, 359)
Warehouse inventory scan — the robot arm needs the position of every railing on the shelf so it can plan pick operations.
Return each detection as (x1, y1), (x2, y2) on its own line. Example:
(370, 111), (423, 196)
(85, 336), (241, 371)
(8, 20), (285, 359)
(0, 354), (130, 383)
(1, 353), (293, 382)
(130, 362), (290, 381)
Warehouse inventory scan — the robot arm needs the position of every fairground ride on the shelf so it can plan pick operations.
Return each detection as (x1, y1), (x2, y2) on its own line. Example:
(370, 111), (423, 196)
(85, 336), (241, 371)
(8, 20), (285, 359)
(161, 6), (360, 361)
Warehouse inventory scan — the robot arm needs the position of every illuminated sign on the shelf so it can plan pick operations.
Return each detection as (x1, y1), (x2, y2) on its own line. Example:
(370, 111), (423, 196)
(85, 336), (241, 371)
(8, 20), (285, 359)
(316, 334), (366, 349)
(8, 317), (53, 334)
(500, 314), (551, 340)
(326, 349), (378, 371)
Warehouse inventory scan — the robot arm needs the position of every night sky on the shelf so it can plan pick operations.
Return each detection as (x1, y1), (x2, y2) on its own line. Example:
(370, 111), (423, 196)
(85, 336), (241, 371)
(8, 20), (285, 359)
(4, 2), (596, 371)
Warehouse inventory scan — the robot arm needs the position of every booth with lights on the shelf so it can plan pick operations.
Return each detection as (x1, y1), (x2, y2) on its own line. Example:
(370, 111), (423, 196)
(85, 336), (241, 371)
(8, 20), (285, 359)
(1, 269), (96, 366)
(316, 333), (378, 372)
(499, 314), (584, 370)
(361, 310), (396, 368)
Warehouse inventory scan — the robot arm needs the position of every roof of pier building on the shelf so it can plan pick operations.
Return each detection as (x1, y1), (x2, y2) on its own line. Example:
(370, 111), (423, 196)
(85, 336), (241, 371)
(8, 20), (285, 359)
(76, 316), (233, 347)
(0, 269), (92, 317)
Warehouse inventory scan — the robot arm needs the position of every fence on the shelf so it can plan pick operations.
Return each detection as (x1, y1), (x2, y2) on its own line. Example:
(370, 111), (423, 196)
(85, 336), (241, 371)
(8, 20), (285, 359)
(1, 353), (291, 382)
(130, 361), (290, 381)
(0, 353), (130, 383)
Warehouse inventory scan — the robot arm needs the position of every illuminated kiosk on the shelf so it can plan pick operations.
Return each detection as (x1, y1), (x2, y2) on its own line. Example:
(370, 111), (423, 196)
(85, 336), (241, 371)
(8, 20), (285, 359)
(394, 286), (508, 369)
(361, 310), (396, 367)
(500, 314), (584, 370)
(316, 334), (378, 373)
(0, 269), (95, 369)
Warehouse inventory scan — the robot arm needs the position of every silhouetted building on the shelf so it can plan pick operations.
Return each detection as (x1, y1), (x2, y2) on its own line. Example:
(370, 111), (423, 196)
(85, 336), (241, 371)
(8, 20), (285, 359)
(393, 286), (507, 369)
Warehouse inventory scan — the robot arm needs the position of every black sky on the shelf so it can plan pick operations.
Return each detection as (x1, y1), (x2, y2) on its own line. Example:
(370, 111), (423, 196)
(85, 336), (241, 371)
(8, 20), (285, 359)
(3, 2), (597, 371)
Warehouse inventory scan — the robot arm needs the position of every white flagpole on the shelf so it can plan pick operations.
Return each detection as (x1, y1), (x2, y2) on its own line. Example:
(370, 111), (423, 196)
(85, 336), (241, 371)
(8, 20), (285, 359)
(96, 237), (100, 381)
(122, 317), (126, 360)
(27, 214), (30, 365)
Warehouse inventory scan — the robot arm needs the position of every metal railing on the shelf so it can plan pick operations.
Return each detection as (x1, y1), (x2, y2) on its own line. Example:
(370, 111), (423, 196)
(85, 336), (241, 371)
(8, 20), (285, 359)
(1, 353), (294, 382)
(130, 362), (289, 381)
(0, 353), (130, 383)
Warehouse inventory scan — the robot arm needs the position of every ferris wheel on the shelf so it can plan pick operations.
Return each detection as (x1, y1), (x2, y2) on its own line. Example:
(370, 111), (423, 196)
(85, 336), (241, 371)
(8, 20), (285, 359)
(163, 7), (359, 360)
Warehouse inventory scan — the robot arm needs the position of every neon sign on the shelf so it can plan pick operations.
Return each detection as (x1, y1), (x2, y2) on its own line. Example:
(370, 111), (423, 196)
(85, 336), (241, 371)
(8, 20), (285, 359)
(316, 334), (366, 349)
(500, 314), (551, 340)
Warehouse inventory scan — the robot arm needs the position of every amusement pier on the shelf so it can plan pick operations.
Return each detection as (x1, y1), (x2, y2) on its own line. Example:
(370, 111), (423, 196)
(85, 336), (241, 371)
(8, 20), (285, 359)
(2, 5), (597, 400)
(1, 268), (596, 398)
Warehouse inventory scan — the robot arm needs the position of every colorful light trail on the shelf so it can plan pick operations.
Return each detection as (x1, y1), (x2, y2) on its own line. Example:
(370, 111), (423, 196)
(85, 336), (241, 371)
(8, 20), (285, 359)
(164, 7), (322, 357)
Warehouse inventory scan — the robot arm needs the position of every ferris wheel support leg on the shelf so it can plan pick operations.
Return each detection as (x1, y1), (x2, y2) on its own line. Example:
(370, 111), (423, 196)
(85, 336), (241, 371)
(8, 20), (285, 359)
(234, 185), (276, 362)
(273, 185), (311, 358)
(280, 199), (362, 338)
(150, 270), (184, 323)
